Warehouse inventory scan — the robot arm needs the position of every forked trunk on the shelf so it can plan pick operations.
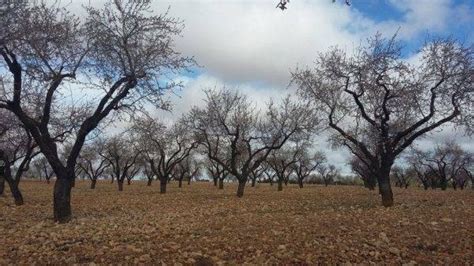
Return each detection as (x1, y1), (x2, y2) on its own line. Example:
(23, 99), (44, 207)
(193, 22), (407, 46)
(90, 179), (97, 189)
(218, 178), (224, 189)
(147, 179), (152, 186)
(118, 180), (124, 191)
(53, 177), (73, 223)
(277, 179), (283, 191)
(236, 180), (246, 197)
(298, 178), (303, 188)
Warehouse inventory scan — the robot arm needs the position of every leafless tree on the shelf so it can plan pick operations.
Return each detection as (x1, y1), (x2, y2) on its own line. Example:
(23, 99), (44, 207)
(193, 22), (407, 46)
(32, 156), (55, 184)
(249, 163), (268, 187)
(0, 110), (39, 205)
(100, 135), (141, 192)
(267, 147), (301, 191)
(174, 156), (200, 188)
(276, 0), (351, 10)
(316, 163), (339, 187)
(410, 142), (472, 190)
(205, 157), (229, 189)
(78, 139), (110, 189)
(133, 115), (197, 194)
(390, 165), (412, 189)
(187, 88), (318, 197)
(293, 35), (473, 206)
(0, 1), (192, 222)
(349, 155), (376, 190)
(292, 149), (325, 188)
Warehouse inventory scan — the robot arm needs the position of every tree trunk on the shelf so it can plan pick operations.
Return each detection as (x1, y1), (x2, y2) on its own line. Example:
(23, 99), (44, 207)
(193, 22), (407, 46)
(178, 179), (183, 188)
(188, 178), (191, 185)
(118, 180), (124, 191)
(218, 178), (224, 189)
(236, 180), (246, 197)
(298, 178), (303, 188)
(147, 178), (152, 186)
(70, 178), (75, 188)
(0, 176), (5, 196)
(270, 178), (273, 186)
(46, 178), (51, 184)
(277, 179), (283, 191)
(127, 179), (131, 185)
(213, 177), (218, 187)
(90, 179), (97, 189)
(110, 176), (114, 184)
(378, 173), (393, 207)
(160, 179), (167, 194)
(53, 177), (73, 223)
(251, 178), (256, 187)
(284, 179), (288, 186)
(8, 180), (24, 206)
(440, 178), (448, 190)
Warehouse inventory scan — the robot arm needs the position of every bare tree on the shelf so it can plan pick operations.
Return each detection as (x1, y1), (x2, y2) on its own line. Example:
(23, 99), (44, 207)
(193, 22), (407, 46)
(293, 149), (325, 188)
(187, 88), (318, 197)
(133, 115), (197, 194)
(0, 110), (39, 205)
(317, 163), (339, 187)
(292, 35), (473, 206)
(78, 139), (110, 189)
(174, 156), (200, 188)
(409, 142), (472, 190)
(205, 158), (229, 189)
(0, 1), (192, 222)
(349, 155), (376, 190)
(100, 135), (141, 192)
(391, 165), (411, 189)
(267, 147), (300, 191)
(32, 156), (55, 184)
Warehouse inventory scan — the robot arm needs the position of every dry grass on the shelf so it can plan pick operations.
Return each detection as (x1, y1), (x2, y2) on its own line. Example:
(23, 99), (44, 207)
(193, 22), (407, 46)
(1, 180), (473, 264)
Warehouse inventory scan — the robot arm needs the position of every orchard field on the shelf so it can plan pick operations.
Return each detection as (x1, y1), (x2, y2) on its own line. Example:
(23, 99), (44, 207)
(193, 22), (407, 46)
(1, 181), (473, 265)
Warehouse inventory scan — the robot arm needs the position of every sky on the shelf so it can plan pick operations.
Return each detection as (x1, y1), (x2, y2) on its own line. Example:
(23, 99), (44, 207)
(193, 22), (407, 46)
(66, 0), (474, 175)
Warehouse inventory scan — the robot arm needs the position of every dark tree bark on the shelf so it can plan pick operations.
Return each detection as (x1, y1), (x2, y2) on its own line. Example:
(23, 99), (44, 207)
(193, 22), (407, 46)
(160, 180), (167, 194)
(90, 179), (97, 189)
(218, 178), (224, 189)
(118, 181), (124, 191)
(236, 179), (246, 197)
(147, 178), (152, 186)
(251, 178), (256, 187)
(298, 178), (303, 188)
(178, 179), (183, 188)
(0, 176), (4, 195)
(377, 168), (393, 207)
(127, 179), (131, 185)
(213, 177), (218, 186)
(53, 177), (73, 223)
(277, 179), (283, 191)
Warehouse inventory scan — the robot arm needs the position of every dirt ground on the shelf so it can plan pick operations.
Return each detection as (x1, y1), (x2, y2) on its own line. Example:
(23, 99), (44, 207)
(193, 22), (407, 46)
(0, 180), (473, 265)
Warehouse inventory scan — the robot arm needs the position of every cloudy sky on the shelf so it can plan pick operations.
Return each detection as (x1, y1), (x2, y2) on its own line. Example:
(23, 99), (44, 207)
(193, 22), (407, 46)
(70, 0), (474, 174)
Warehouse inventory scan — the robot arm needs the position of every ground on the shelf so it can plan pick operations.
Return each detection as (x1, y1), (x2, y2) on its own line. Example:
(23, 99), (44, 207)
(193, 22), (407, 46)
(0, 180), (473, 265)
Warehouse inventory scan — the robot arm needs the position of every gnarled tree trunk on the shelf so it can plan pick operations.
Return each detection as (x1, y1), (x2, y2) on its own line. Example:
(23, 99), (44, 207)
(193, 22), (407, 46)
(251, 178), (256, 187)
(218, 178), (224, 189)
(53, 177), (73, 223)
(147, 178), (152, 186)
(118, 180), (124, 191)
(213, 177), (218, 186)
(178, 179), (183, 188)
(90, 179), (97, 189)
